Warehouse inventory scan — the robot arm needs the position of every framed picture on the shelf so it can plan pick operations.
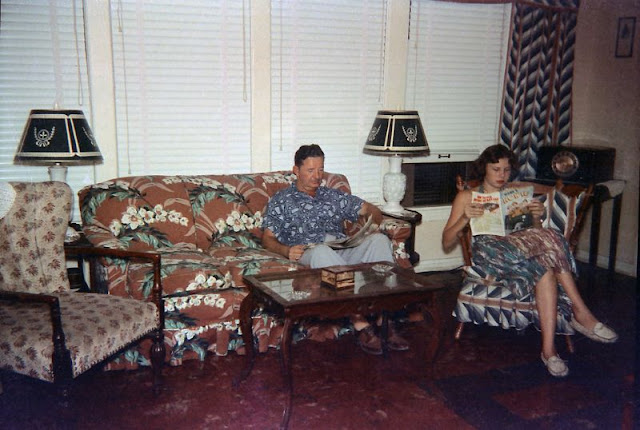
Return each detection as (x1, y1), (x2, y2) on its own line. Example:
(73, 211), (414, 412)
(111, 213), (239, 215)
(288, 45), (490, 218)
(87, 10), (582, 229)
(615, 17), (636, 58)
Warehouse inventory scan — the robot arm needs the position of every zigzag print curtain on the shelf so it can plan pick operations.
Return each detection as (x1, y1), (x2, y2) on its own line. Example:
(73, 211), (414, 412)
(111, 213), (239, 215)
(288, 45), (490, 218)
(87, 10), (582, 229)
(499, 0), (580, 180)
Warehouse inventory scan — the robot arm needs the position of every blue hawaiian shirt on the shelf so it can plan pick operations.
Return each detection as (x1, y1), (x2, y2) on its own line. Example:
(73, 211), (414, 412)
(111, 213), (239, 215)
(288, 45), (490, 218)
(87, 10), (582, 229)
(262, 182), (364, 246)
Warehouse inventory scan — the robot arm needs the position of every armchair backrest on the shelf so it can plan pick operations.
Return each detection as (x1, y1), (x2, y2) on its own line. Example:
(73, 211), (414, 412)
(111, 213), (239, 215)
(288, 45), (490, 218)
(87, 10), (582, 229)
(0, 182), (71, 294)
(455, 175), (592, 266)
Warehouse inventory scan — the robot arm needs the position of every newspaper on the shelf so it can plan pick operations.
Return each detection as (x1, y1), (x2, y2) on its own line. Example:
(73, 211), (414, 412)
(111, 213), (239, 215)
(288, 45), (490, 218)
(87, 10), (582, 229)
(306, 215), (377, 250)
(469, 186), (534, 236)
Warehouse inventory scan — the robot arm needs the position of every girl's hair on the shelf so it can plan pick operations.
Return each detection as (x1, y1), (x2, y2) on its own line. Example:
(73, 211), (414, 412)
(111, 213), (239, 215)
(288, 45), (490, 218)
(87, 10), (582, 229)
(469, 144), (517, 181)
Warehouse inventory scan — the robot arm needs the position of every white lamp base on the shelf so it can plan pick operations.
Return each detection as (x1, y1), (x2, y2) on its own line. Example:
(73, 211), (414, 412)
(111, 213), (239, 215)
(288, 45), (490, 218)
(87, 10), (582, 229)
(381, 156), (406, 214)
(48, 163), (68, 182)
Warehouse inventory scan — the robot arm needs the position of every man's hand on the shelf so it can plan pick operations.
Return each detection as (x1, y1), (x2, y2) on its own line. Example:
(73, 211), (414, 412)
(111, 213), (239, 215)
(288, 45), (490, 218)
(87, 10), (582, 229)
(360, 202), (383, 225)
(288, 244), (306, 261)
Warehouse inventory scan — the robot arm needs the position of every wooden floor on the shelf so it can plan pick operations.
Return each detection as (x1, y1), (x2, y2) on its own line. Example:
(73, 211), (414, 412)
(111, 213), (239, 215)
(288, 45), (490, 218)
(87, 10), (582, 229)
(0, 262), (637, 429)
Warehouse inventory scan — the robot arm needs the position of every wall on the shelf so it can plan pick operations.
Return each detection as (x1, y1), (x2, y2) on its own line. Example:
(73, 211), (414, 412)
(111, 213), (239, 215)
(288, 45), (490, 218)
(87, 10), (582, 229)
(572, 0), (639, 276)
(80, 0), (636, 276)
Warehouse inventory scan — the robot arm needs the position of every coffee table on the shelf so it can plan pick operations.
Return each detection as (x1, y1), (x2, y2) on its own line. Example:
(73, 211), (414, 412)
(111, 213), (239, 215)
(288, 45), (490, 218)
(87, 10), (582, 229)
(234, 262), (458, 429)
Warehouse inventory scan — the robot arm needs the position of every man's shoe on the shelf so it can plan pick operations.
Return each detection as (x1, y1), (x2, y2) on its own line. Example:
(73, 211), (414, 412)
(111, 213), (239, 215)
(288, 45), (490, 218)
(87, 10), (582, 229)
(357, 326), (382, 355)
(570, 319), (618, 343)
(541, 353), (569, 377)
(387, 327), (410, 351)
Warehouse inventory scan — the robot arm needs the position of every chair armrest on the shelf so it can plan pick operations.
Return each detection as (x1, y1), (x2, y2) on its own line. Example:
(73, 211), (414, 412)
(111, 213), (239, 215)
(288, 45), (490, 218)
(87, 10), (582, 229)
(63, 246), (164, 329)
(0, 290), (69, 373)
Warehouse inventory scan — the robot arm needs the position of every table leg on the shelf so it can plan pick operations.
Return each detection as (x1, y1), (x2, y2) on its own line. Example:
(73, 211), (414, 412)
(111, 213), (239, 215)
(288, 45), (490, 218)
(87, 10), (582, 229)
(380, 312), (389, 358)
(421, 294), (444, 380)
(608, 194), (622, 280)
(233, 291), (256, 386)
(280, 318), (294, 430)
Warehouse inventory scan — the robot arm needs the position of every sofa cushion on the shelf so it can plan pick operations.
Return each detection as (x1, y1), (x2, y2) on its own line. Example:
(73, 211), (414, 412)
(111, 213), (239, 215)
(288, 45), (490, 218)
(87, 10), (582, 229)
(79, 176), (197, 251)
(183, 174), (268, 251)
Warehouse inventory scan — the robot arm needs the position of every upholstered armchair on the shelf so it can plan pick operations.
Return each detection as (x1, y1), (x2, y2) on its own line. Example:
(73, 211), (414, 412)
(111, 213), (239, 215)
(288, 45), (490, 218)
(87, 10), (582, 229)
(452, 176), (593, 352)
(0, 181), (165, 402)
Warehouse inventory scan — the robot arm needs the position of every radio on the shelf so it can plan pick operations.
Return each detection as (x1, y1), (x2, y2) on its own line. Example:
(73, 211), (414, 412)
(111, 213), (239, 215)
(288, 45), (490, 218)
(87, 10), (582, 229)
(535, 146), (615, 184)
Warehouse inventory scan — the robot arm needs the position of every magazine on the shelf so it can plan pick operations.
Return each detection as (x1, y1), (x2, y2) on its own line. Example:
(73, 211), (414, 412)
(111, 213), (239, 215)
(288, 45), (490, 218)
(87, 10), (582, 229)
(469, 186), (534, 236)
(306, 215), (377, 250)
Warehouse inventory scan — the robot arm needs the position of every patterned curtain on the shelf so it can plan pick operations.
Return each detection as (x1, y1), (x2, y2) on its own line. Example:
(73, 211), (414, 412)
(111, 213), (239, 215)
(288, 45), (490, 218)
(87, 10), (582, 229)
(499, 0), (580, 180)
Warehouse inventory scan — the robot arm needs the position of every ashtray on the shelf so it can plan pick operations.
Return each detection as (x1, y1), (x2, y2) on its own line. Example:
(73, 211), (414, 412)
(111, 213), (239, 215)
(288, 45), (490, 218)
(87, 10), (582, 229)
(371, 263), (393, 274)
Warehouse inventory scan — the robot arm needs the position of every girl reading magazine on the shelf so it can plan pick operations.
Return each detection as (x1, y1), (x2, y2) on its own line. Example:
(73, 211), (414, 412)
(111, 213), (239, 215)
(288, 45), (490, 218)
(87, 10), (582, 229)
(442, 144), (617, 377)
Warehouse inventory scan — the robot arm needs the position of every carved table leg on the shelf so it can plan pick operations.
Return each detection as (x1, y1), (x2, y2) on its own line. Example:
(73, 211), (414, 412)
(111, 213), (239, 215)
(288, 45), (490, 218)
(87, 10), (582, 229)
(280, 317), (295, 430)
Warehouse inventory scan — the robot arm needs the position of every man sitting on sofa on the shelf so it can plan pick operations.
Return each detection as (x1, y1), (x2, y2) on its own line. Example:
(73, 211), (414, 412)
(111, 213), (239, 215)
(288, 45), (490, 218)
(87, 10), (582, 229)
(262, 143), (408, 355)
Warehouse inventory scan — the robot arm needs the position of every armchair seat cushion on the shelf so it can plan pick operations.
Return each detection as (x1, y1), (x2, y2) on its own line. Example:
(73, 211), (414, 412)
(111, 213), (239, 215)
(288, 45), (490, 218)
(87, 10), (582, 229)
(0, 291), (158, 382)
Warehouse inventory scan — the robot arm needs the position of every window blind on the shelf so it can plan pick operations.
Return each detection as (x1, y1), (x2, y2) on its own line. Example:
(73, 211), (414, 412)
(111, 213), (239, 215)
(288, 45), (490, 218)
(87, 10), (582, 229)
(271, 0), (386, 202)
(406, 1), (511, 157)
(0, 0), (93, 219)
(110, 0), (251, 176)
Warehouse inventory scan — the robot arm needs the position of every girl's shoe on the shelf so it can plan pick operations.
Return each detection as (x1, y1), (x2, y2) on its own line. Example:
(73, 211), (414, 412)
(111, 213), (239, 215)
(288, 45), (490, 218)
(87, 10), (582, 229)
(541, 353), (569, 377)
(570, 319), (618, 343)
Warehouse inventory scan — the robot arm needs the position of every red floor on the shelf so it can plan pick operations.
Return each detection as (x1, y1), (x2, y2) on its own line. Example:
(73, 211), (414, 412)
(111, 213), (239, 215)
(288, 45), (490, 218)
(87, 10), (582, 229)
(1, 263), (637, 429)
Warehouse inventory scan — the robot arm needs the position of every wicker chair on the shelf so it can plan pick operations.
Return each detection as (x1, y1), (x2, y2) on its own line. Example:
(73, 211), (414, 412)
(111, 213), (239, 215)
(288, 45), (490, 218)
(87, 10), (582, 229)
(0, 181), (165, 403)
(452, 176), (593, 353)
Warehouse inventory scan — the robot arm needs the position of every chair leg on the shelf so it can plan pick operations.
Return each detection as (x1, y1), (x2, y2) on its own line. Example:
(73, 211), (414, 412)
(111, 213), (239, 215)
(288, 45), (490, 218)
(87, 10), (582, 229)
(454, 321), (465, 340)
(565, 334), (575, 354)
(150, 328), (165, 395)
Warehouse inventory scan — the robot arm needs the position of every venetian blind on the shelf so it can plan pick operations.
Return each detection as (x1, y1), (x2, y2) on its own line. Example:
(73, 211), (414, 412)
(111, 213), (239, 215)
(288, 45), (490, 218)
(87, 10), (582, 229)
(110, 0), (251, 175)
(406, 1), (511, 157)
(271, 0), (386, 202)
(0, 0), (93, 219)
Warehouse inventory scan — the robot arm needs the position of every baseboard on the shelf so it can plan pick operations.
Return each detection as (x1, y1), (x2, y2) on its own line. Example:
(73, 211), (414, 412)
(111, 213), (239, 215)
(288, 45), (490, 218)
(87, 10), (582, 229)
(415, 256), (463, 273)
(416, 252), (637, 278)
(575, 250), (637, 277)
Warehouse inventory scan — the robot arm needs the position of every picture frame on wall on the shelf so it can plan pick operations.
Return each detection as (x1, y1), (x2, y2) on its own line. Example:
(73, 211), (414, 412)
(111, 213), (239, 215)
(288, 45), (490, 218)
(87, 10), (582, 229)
(615, 17), (636, 58)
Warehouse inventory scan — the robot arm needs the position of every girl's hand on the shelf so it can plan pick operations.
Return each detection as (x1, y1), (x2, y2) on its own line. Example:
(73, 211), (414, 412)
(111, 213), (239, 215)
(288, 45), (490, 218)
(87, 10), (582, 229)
(528, 199), (545, 218)
(464, 203), (485, 220)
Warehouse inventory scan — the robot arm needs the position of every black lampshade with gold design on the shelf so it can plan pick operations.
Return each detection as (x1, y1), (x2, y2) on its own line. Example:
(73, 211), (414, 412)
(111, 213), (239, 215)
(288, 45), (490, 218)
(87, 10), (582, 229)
(14, 109), (102, 181)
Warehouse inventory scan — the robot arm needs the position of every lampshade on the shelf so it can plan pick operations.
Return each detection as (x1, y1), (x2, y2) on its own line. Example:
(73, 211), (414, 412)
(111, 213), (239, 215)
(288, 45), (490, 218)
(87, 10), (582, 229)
(14, 109), (103, 182)
(363, 110), (429, 155)
(363, 110), (429, 214)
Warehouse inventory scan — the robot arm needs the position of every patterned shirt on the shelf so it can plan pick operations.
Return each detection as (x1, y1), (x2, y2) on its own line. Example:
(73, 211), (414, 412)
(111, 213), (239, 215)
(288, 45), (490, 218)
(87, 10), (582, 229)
(262, 182), (364, 246)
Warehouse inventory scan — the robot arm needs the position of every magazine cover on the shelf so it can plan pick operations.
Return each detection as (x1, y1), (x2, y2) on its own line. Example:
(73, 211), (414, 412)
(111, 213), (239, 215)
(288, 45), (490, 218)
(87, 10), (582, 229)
(470, 186), (534, 236)
(469, 191), (504, 236)
(501, 186), (534, 234)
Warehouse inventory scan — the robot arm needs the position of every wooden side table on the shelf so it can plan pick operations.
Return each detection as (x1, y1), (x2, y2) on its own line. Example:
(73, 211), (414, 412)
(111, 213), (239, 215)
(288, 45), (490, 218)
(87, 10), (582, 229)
(381, 208), (422, 266)
(64, 228), (92, 292)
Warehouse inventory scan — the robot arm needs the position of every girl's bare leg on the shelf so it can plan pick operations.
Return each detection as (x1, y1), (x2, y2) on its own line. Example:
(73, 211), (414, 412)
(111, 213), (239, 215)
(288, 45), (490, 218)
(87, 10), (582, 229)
(536, 271), (559, 359)
(556, 272), (599, 329)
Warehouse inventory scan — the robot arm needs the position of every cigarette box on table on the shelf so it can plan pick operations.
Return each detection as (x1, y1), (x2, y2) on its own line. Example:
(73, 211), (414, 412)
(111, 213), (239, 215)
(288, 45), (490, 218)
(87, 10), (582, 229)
(321, 265), (355, 289)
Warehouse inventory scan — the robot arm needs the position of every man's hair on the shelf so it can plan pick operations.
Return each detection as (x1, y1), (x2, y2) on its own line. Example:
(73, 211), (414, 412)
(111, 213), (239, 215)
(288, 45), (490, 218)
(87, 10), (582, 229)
(294, 144), (325, 167)
(470, 144), (517, 181)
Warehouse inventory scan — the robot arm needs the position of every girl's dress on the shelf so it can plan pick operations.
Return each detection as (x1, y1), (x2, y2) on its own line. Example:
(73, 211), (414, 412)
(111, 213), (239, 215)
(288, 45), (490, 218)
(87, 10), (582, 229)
(470, 183), (577, 322)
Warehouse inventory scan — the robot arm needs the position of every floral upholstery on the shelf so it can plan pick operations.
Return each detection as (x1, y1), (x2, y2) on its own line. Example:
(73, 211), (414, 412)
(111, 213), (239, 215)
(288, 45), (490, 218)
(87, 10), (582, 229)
(0, 181), (162, 387)
(454, 181), (591, 334)
(0, 182), (70, 294)
(78, 171), (413, 369)
(0, 292), (158, 382)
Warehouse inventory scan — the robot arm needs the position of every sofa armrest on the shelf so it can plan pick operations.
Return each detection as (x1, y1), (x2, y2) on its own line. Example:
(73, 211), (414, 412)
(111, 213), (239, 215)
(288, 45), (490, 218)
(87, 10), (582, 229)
(345, 211), (416, 268)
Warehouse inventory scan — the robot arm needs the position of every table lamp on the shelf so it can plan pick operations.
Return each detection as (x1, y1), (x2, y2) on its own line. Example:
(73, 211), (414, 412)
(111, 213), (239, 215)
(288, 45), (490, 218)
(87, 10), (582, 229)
(14, 109), (103, 182)
(363, 110), (429, 213)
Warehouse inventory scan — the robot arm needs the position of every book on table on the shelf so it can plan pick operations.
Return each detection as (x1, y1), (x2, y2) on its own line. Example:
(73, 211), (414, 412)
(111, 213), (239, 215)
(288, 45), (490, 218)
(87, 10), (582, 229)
(469, 186), (535, 236)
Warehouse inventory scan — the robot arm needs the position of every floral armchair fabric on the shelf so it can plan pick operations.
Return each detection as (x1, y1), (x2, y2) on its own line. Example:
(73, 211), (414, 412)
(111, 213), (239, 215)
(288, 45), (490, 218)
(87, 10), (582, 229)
(0, 182), (163, 395)
(78, 171), (413, 369)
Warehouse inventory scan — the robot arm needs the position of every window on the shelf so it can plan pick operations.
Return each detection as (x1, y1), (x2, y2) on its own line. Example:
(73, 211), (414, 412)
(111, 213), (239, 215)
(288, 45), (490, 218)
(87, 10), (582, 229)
(270, 0), (387, 201)
(110, 0), (251, 175)
(0, 0), (92, 218)
(406, 1), (511, 157)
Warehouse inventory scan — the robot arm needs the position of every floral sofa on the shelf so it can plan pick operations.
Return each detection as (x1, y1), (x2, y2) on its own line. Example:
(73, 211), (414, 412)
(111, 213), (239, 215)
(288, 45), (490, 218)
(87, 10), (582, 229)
(78, 171), (412, 369)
